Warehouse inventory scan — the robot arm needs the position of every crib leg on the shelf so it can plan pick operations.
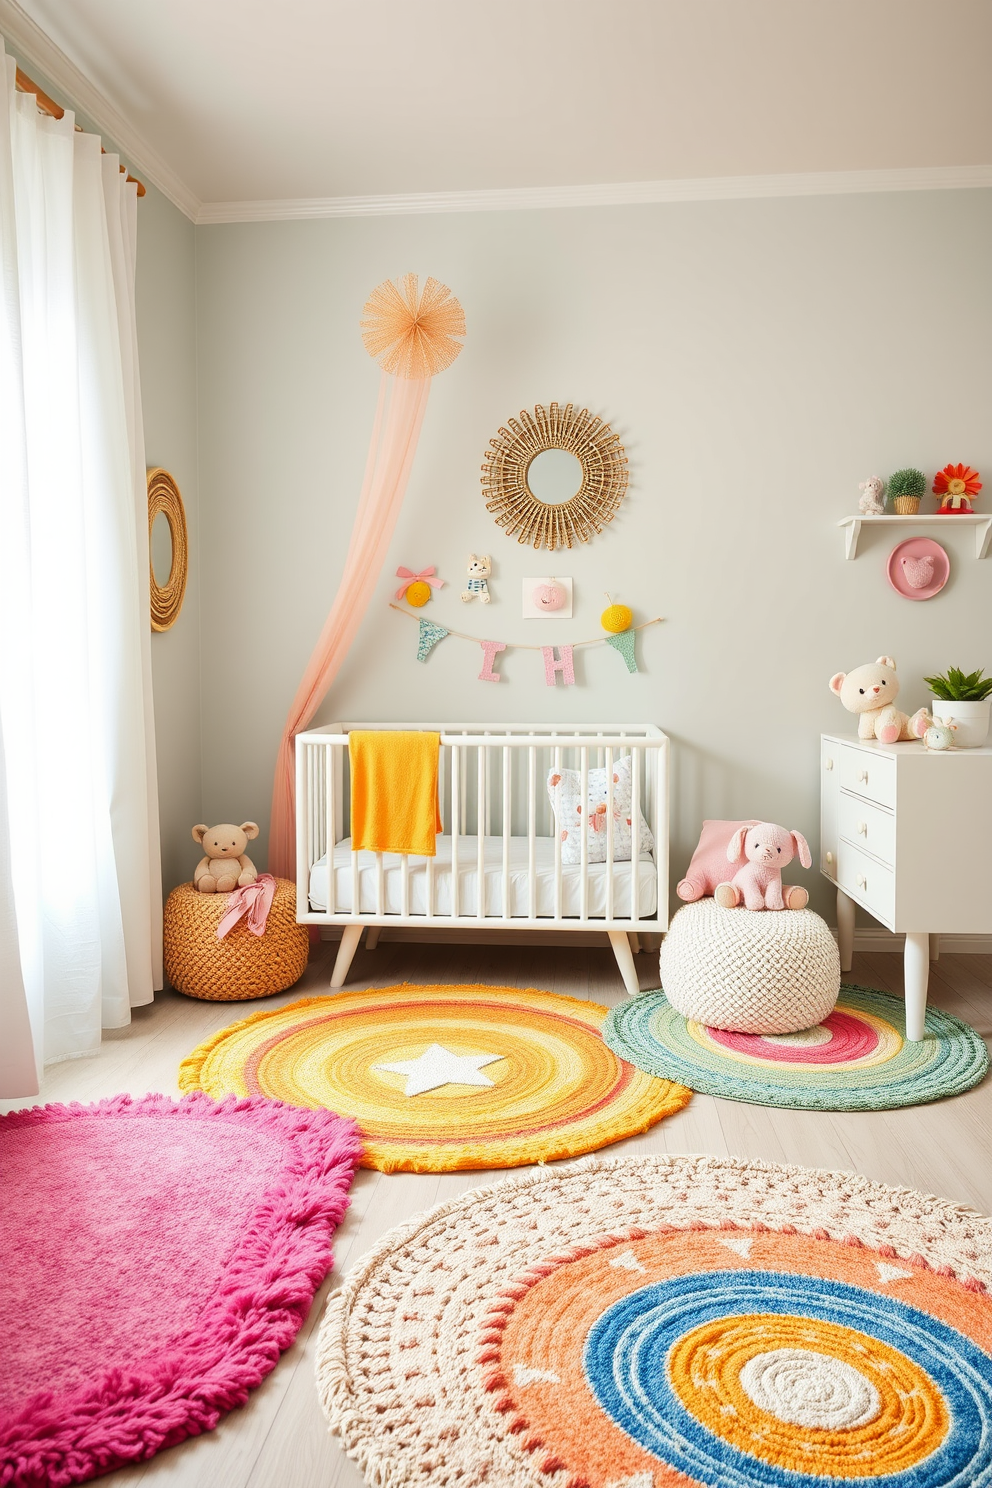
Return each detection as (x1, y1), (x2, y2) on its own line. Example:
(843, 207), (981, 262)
(629, 932), (642, 955)
(366, 926), (381, 950)
(330, 925), (363, 989)
(609, 931), (641, 997)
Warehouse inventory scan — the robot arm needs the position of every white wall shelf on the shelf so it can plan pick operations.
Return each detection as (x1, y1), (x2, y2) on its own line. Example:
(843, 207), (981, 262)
(838, 513), (992, 560)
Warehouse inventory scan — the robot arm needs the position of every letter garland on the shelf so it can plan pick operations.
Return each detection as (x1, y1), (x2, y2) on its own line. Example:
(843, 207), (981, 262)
(390, 605), (662, 686)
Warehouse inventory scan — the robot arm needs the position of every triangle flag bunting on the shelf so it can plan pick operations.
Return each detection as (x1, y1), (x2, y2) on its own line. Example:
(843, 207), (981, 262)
(605, 629), (638, 673)
(417, 619), (449, 662)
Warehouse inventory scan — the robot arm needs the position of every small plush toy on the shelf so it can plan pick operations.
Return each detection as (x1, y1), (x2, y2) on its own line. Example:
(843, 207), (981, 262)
(828, 656), (930, 744)
(192, 821), (260, 893)
(715, 822), (812, 911)
(461, 554), (492, 603)
(923, 720), (958, 751)
(676, 819), (756, 901)
(858, 476), (886, 515)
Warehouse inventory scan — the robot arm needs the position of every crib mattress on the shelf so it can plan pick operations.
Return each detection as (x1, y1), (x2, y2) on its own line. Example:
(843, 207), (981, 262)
(307, 834), (658, 919)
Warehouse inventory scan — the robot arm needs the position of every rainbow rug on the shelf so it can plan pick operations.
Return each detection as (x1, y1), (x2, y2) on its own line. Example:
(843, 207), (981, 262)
(179, 984), (690, 1173)
(0, 1093), (360, 1487)
(602, 983), (988, 1109)
(316, 1153), (992, 1488)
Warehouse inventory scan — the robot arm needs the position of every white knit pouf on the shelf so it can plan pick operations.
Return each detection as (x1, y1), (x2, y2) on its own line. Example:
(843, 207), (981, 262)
(659, 899), (841, 1034)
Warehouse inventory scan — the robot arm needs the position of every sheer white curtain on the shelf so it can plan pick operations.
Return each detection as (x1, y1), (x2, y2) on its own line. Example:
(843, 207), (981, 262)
(0, 45), (162, 1096)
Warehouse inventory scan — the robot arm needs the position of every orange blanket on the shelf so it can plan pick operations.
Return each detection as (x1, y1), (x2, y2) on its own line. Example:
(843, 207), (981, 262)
(348, 731), (442, 857)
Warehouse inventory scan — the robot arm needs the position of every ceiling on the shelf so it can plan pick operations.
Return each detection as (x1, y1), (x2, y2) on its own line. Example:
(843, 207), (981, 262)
(5, 0), (992, 216)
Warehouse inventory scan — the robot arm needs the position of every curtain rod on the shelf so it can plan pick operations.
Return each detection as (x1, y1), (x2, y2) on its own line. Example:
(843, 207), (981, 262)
(14, 65), (146, 197)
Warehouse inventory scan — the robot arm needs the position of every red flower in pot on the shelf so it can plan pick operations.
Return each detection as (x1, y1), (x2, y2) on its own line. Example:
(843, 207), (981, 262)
(933, 463), (981, 514)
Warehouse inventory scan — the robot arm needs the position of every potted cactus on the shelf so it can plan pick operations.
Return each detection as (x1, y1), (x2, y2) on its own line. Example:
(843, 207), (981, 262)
(923, 666), (992, 747)
(888, 467), (927, 515)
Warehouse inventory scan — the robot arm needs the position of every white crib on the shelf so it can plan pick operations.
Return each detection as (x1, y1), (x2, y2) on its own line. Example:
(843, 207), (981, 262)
(295, 722), (669, 995)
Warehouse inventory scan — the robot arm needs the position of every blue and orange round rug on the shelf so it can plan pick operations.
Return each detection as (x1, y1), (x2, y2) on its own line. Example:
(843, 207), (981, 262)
(603, 983), (988, 1109)
(316, 1154), (992, 1487)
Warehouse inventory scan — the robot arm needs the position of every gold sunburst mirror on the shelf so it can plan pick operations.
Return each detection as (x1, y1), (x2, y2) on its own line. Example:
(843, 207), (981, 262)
(481, 402), (628, 549)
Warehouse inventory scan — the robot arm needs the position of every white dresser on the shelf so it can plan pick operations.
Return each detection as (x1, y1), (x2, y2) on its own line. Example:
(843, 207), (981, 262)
(820, 733), (992, 1039)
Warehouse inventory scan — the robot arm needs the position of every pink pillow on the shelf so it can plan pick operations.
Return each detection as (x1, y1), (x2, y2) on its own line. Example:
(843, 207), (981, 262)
(676, 819), (758, 902)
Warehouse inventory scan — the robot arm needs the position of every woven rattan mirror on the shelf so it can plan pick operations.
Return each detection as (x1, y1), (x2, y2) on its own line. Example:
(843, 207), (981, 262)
(147, 467), (189, 631)
(481, 402), (628, 550)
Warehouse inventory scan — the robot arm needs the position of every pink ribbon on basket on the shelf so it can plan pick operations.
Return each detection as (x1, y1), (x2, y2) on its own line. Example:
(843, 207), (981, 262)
(395, 566), (445, 601)
(216, 874), (277, 940)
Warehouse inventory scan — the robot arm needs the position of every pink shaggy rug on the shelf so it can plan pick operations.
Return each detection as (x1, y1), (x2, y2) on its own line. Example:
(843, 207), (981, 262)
(0, 1092), (362, 1487)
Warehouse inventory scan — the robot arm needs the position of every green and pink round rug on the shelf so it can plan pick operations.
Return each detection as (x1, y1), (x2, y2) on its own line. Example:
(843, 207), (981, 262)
(603, 983), (987, 1109)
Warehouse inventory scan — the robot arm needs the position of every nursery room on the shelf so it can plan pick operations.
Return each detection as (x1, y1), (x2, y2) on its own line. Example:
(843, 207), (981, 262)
(2, 1), (992, 1484)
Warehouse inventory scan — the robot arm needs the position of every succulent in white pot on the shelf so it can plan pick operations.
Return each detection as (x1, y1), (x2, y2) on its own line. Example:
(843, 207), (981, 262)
(923, 666), (992, 747)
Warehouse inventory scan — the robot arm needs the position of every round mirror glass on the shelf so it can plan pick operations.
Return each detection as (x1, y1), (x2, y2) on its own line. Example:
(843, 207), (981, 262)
(151, 510), (173, 587)
(526, 448), (583, 506)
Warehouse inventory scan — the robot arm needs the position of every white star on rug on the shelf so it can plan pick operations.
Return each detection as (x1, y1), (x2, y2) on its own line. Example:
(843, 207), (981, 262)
(373, 1043), (505, 1097)
(875, 1262), (913, 1285)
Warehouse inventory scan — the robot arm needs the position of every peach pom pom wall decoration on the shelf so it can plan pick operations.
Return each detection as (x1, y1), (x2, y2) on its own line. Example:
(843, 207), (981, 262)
(933, 463), (982, 514)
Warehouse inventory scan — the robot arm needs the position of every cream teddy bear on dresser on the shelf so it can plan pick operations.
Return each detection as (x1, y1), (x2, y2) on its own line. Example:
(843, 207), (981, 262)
(828, 657), (930, 744)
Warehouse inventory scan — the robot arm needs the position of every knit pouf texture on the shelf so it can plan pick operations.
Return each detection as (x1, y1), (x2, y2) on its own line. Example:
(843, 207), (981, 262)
(659, 898), (840, 1033)
(315, 1153), (992, 1488)
(163, 879), (308, 1000)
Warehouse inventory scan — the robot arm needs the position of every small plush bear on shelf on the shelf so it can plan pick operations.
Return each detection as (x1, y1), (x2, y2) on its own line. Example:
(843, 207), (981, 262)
(192, 821), (260, 893)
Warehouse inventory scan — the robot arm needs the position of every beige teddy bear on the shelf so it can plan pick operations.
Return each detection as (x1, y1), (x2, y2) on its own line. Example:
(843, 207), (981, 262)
(192, 821), (260, 893)
(828, 657), (929, 743)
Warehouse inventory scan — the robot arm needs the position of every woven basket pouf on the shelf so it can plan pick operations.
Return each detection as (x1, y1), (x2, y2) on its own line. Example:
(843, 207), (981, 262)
(659, 898), (840, 1034)
(163, 879), (309, 1001)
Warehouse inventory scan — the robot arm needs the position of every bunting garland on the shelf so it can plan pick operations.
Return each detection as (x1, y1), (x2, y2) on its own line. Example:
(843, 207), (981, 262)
(395, 605), (660, 684)
(417, 619), (449, 662)
(605, 629), (638, 673)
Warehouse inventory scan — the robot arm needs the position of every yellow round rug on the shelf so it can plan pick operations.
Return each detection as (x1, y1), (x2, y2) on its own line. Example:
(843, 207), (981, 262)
(178, 984), (691, 1172)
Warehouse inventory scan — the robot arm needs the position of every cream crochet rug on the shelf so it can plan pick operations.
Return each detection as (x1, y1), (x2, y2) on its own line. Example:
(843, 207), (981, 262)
(316, 1154), (992, 1488)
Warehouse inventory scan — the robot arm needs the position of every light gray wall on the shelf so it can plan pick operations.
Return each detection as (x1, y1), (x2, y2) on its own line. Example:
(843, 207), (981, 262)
(136, 184), (202, 895)
(194, 190), (992, 915)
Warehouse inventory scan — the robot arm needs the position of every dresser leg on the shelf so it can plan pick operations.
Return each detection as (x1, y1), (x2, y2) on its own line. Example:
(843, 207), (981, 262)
(928, 933), (940, 962)
(904, 932), (929, 1041)
(836, 889), (855, 973)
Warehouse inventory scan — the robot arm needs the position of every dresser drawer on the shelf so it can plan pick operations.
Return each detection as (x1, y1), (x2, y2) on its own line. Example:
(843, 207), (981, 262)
(838, 840), (895, 927)
(839, 745), (895, 809)
(839, 793), (895, 867)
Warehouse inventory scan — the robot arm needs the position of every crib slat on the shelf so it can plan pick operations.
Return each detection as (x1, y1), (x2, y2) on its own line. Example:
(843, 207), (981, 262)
(502, 745), (511, 920)
(553, 744), (563, 921)
(326, 742), (336, 916)
(528, 744), (537, 920)
(477, 745), (485, 919)
(376, 851), (384, 917)
(606, 745), (615, 922)
(451, 742), (460, 918)
(580, 745), (589, 922)
(631, 745), (641, 924)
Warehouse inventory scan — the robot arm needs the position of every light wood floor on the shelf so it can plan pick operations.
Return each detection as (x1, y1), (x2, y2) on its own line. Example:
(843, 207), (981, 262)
(12, 940), (992, 1488)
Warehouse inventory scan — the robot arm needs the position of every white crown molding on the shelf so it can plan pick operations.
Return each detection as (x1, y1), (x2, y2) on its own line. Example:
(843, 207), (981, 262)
(196, 164), (992, 226)
(0, 0), (200, 221)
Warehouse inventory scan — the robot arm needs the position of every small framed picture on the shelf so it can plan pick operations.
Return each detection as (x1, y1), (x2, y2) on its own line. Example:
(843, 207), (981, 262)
(522, 577), (573, 619)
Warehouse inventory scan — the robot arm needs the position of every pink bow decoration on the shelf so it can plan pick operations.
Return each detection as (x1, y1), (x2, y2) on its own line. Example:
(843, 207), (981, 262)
(216, 873), (277, 940)
(395, 566), (445, 601)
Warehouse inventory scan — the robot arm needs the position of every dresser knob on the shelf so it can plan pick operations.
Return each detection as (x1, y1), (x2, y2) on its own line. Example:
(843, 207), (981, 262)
(857, 874), (867, 890)
(857, 821), (867, 835)
(858, 770), (869, 784)
(825, 851), (834, 865)
(825, 758), (834, 771)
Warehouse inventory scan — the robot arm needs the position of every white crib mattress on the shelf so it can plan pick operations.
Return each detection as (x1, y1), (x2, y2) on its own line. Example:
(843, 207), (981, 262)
(308, 834), (658, 919)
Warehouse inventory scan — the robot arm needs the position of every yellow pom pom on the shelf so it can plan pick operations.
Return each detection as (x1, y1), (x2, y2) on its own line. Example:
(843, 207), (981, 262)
(601, 603), (632, 633)
(406, 581), (432, 607)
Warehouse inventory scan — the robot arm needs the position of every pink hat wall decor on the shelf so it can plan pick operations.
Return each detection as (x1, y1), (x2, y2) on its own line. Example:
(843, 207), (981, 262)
(886, 537), (949, 601)
(267, 275), (465, 878)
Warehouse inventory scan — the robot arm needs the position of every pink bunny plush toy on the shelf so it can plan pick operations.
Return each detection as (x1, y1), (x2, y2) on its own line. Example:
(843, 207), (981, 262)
(714, 822), (812, 911)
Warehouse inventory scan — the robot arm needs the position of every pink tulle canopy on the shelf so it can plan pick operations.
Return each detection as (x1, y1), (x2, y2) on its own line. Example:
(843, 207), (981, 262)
(267, 275), (465, 879)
